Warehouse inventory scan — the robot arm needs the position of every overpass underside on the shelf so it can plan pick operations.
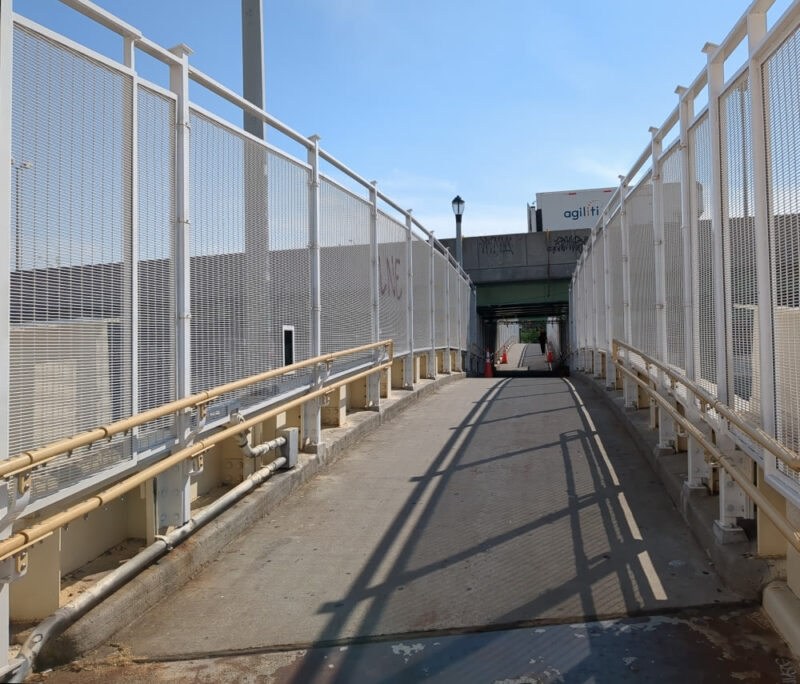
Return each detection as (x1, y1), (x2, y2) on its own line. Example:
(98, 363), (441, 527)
(476, 278), (571, 320)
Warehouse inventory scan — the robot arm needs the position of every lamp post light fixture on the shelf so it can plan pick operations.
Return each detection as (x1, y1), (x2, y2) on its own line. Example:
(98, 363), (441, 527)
(451, 195), (465, 268)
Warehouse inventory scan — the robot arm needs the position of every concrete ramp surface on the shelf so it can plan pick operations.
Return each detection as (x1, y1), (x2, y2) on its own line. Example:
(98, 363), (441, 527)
(41, 377), (796, 682)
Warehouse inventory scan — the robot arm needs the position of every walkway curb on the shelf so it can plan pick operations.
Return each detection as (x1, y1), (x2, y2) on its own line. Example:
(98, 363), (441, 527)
(40, 372), (466, 667)
(572, 372), (783, 600)
(763, 581), (800, 657)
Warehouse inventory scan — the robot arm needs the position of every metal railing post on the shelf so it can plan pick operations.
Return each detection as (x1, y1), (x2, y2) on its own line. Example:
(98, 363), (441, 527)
(0, 0), (13, 670)
(747, 9), (775, 440)
(704, 42), (730, 406)
(456, 275), (463, 372)
(303, 135), (323, 445)
(619, 176), (635, 407)
(651, 126), (675, 449)
(747, 6), (782, 554)
(404, 210), (414, 387)
(367, 181), (381, 406)
(159, 42), (194, 534)
(124, 38), (140, 457)
(650, 127), (668, 366)
(428, 234), (436, 378)
(676, 85), (696, 382)
(590, 231), (599, 375)
(603, 211), (615, 387)
(443, 252), (452, 373)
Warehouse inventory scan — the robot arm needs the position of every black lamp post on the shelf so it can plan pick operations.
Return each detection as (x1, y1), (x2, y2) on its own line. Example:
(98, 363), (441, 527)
(451, 195), (465, 268)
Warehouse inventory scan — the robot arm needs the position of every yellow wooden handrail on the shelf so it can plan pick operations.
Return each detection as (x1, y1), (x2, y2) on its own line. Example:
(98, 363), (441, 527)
(0, 342), (394, 563)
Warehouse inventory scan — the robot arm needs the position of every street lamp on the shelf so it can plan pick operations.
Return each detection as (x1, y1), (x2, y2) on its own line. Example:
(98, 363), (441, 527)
(12, 159), (33, 271)
(451, 195), (465, 268)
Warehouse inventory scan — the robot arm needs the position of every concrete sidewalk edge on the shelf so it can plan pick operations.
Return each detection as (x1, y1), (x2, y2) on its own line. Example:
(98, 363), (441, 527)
(40, 373), (466, 667)
(763, 581), (800, 657)
(571, 372), (784, 599)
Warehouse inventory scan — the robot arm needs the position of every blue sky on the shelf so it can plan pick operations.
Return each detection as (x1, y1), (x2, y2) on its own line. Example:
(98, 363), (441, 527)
(13, 0), (794, 238)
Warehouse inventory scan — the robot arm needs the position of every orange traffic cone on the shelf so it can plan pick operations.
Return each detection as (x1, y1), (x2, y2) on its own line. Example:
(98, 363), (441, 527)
(500, 348), (508, 364)
(484, 348), (493, 378)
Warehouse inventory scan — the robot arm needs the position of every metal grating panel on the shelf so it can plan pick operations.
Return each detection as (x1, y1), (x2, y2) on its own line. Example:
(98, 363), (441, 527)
(765, 28), (800, 464)
(10, 24), (133, 500)
(412, 235), (431, 350)
(377, 212), (408, 354)
(268, 151), (311, 374)
(721, 74), (760, 423)
(595, 233), (606, 351)
(607, 214), (624, 344)
(434, 251), (447, 347)
(319, 179), (371, 362)
(628, 177), (657, 357)
(461, 278), (470, 350)
(137, 86), (175, 450)
(661, 146), (686, 371)
(448, 266), (459, 347)
(690, 113), (718, 392)
(190, 110), (311, 419)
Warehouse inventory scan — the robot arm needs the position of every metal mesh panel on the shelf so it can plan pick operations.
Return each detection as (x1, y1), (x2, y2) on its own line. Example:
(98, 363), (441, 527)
(765, 29), (800, 459)
(722, 74), (759, 423)
(461, 278), (470, 350)
(581, 264), (594, 347)
(412, 235), (431, 350)
(377, 212), (408, 354)
(576, 271), (584, 348)
(448, 266), (459, 347)
(690, 113), (718, 392)
(607, 213), (624, 344)
(628, 177), (657, 357)
(137, 86), (175, 449)
(661, 146), (686, 371)
(594, 233), (606, 351)
(319, 179), (371, 358)
(268, 152), (311, 372)
(10, 24), (133, 500)
(434, 251), (447, 347)
(190, 110), (311, 420)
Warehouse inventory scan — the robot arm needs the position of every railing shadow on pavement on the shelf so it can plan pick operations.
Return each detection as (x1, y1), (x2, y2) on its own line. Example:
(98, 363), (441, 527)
(288, 376), (706, 682)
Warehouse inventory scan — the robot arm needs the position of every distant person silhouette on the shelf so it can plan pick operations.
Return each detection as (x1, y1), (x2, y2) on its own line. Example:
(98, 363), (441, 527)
(538, 329), (547, 354)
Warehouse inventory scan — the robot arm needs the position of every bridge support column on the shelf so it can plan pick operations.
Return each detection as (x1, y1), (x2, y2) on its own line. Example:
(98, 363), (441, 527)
(713, 434), (750, 544)
(686, 430), (710, 488)
(379, 367), (390, 398)
(322, 387), (347, 427)
(657, 406), (676, 451)
(442, 348), (452, 374)
(756, 468), (786, 557)
(622, 353), (637, 409)
(366, 372), (381, 408)
(350, 375), (379, 411)
(593, 350), (604, 379)
(392, 357), (410, 389)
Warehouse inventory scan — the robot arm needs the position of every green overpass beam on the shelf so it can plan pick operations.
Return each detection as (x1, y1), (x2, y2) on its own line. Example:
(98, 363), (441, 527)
(477, 279), (571, 308)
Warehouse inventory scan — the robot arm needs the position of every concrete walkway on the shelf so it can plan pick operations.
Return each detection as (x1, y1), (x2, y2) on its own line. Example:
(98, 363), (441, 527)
(495, 342), (551, 373)
(121, 378), (735, 641)
(39, 376), (799, 682)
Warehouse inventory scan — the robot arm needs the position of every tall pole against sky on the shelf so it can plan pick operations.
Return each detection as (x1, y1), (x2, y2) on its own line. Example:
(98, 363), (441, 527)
(241, 0), (265, 138)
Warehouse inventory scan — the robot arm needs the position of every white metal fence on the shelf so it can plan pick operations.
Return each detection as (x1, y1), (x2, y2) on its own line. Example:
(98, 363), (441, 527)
(571, 0), (800, 506)
(2, 3), (474, 516)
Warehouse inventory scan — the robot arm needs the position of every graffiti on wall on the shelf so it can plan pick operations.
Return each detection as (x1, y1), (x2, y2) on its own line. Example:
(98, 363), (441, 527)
(547, 234), (588, 254)
(478, 235), (514, 256)
(380, 256), (404, 300)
